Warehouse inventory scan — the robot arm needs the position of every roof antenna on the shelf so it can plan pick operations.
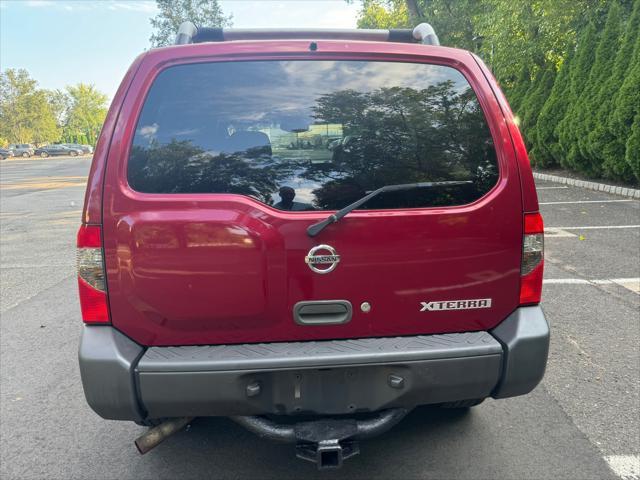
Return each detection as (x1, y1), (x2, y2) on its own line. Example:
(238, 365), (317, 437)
(412, 23), (439, 46)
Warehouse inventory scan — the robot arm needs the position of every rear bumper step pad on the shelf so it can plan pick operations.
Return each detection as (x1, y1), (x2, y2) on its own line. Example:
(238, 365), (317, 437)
(139, 331), (501, 371)
(79, 306), (549, 421)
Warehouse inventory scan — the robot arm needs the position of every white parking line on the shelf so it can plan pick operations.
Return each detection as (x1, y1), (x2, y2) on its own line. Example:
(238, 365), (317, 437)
(592, 278), (640, 284)
(544, 225), (640, 237)
(544, 279), (592, 284)
(605, 455), (640, 480)
(544, 227), (577, 238)
(536, 186), (569, 190)
(540, 200), (636, 205)
(612, 279), (640, 293)
(548, 225), (640, 230)
(544, 278), (639, 284)
(544, 278), (640, 293)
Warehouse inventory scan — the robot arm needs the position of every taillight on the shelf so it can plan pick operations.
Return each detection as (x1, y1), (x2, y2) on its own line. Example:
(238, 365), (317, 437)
(77, 225), (110, 323)
(520, 212), (544, 305)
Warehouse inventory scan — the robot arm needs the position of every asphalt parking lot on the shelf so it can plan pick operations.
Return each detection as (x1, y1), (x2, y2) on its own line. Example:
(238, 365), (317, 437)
(1, 155), (638, 480)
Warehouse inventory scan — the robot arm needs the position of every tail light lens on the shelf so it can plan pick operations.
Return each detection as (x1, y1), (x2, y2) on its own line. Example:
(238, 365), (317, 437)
(77, 225), (110, 323)
(520, 212), (544, 305)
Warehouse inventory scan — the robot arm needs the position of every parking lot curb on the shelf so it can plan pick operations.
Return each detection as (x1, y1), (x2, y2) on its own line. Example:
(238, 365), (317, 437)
(533, 172), (640, 199)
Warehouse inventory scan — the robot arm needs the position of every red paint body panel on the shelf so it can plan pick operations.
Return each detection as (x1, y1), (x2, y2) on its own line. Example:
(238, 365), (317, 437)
(96, 41), (528, 346)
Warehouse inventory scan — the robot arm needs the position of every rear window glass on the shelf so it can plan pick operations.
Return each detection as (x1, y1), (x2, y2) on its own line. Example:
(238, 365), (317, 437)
(128, 60), (498, 211)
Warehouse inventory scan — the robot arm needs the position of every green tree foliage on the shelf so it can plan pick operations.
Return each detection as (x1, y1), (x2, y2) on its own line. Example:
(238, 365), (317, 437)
(45, 89), (69, 127)
(356, 0), (409, 29)
(611, 32), (640, 180)
(609, 23), (640, 181)
(521, 66), (556, 164)
(626, 113), (640, 180)
(354, 0), (603, 90)
(63, 84), (108, 145)
(352, 0), (639, 184)
(595, 0), (640, 179)
(533, 49), (574, 167)
(509, 65), (532, 114)
(150, 0), (232, 47)
(474, 1), (586, 83)
(406, 0), (479, 50)
(556, 23), (598, 171)
(356, 0), (479, 49)
(0, 69), (59, 145)
(572, 2), (623, 176)
(0, 69), (109, 147)
(30, 91), (61, 145)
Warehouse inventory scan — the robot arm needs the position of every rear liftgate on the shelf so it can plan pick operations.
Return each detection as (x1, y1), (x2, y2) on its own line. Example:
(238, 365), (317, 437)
(135, 20), (441, 470)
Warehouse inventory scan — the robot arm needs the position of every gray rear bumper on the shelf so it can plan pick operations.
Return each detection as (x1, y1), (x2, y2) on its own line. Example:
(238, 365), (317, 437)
(79, 306), (549, 421)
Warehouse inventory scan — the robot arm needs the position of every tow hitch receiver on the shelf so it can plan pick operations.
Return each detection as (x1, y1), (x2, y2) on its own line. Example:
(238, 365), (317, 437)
(232, 408), (408, 470)
(297, 439), (358, 469)
(294, 418), (361, 469)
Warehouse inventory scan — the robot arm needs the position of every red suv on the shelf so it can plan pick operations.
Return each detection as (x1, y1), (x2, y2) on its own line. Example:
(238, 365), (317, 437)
(78, 22), (548, 469)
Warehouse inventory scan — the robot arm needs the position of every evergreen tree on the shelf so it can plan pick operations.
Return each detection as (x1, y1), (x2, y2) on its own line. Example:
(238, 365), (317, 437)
(596, 1), (640, 180)
(626, 113), (640, 181)
(572, 2), (623, 176)
(521, 67), (556, 165)
(533, 48), (574, 167)
(587, 2), (640, 179)
(610, 34), (640, 182)
(507, 65), (532, 114)
(474, 0), (597, 87)
(350, 0), (638, 182)
(556, 23), (598, 170)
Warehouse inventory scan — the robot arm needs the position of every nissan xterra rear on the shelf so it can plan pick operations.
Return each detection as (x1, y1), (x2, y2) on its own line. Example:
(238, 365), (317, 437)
(77, 22), (549, 469)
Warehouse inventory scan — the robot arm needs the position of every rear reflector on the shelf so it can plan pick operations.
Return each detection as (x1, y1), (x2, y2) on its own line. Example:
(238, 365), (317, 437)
(520, 212), (544, 305)
(77, 225), (110, 323)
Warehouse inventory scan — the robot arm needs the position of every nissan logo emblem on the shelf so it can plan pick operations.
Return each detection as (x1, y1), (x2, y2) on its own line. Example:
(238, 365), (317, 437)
(305, 244), (340, 274)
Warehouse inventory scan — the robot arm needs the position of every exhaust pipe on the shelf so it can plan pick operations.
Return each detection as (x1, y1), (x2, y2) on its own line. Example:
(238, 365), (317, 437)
(134, 417), (194, 454)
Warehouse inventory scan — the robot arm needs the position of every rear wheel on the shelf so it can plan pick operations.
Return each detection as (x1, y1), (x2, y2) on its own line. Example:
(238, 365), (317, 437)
(70, 150), (78, 157)
(40, 152), (48, 158)
(22, 152), (29, 158)
(439, 398), (485, 409)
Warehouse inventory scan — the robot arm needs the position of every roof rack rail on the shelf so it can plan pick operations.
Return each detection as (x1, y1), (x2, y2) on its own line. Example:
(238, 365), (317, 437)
(174, 22), (439, 46)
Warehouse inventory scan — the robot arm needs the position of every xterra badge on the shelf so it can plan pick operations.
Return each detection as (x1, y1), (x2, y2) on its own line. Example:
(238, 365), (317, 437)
(420, 298), (492, 312)
(305, 244), (340, 274)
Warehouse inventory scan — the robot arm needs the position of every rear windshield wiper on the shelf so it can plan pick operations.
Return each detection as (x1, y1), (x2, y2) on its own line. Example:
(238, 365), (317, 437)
(307, 180), (473, 237)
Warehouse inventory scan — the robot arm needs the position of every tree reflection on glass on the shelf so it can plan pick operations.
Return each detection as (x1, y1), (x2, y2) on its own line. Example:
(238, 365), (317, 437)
(302, 81), (498, 210)
(127, 62), (498, 212)
(129, 139), (297, 204)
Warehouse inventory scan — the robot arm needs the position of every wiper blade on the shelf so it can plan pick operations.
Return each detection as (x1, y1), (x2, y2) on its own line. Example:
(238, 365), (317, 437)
(307, 180), (472, 237)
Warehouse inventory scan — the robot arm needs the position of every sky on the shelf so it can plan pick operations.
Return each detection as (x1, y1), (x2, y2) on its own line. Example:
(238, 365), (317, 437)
(0, 0), (360, 98)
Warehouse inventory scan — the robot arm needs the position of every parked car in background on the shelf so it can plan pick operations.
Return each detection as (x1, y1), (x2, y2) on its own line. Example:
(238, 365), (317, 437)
(34, 145), (83, 157)
(60, 143), (94, 155)
(8, 144), (34, 157)
(0, 148), (15, 160)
